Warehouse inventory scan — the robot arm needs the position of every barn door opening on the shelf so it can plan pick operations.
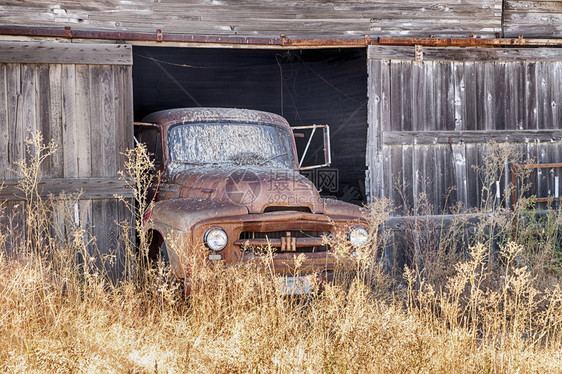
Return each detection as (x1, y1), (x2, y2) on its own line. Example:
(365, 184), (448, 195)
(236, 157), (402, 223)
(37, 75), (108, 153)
(132, 46), (368, 204)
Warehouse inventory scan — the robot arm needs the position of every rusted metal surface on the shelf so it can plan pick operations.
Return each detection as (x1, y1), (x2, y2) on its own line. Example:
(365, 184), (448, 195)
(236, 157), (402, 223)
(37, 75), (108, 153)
(511, 163), (562, 209)
(375, 36), (553, 47)
(2, 25), (562, 48)
(137, 108), (367, 282)
(414, 44), (423, 62)
(171, 168), (323, 214)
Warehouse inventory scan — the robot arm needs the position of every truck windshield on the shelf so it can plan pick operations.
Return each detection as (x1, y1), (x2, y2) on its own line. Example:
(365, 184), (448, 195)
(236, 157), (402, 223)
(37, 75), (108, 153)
(168, 122), (295, 168)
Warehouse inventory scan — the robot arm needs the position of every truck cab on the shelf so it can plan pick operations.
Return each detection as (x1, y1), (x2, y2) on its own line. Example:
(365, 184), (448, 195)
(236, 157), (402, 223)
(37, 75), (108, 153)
(135, 107), (368, 289)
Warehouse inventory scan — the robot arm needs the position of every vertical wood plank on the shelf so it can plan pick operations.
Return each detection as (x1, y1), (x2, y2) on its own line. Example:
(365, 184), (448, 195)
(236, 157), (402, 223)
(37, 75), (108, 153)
(21, 65), (37, 171)
(550, 62), (560, 130)
(464, 62), (477, 131)
(0, 65), (7, 180)
(78, 199), (93, 249)
(380, 60), (391, 135)
(537, 62), (552, 130)
(75, 65), (92, 178)
(389, 146), (403, 212)
(474, 62), (485, 130)
(102, 66), (117, 177)
(367, 59), (378, 201)
(505, 62), (519, 130)
(411, 144), (420, 212)
(443, 144), (458, 211)
(415, 145), (429, 208)
(453, 62), (465, 131)
(402, 145), (414, 213)
(483, 63), (495, 131)
(21, 64), (37, 135)
(102, 199), (120, 276)
(62, 64), (78, 178)
(411, 61), (424, 131)
(427, 145), (440, 212)
(452, 144), (468, 208)
(116, 198), (132, 277)
(525, 62), (538, 130)
(390, 61), (402, 132)
(49, 64), (64, 178)
(494, 62), (507, 130)
(444, 63), (456, 131)
(91, 200), (104, 259)
(515, 62), (526, 130)
(401, 61), (412, 132)
(424, 62), (435, 131)
(36, 64), (52, 178)
(89, 65), (104, 178)
(367, 57), (390, 201)
(377, 60), (391, 201)
(115, 65), (134, 170)
(467, 144), (481, 209)
(554, 62), (562, 130)
(7, 64), (22, 180)
(113, 65), (134, 267)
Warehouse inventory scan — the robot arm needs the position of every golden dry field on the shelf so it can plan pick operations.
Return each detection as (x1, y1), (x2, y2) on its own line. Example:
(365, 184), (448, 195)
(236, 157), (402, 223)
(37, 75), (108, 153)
(0, 135), (561, 373)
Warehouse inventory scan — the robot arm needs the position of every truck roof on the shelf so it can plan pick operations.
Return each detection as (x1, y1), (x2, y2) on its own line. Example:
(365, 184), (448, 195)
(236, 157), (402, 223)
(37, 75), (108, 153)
(141, 107), (291, 129)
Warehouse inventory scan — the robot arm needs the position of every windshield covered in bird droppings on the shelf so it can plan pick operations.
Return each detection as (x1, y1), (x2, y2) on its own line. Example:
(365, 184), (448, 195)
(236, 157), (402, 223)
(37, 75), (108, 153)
(168, 122), (295, 169)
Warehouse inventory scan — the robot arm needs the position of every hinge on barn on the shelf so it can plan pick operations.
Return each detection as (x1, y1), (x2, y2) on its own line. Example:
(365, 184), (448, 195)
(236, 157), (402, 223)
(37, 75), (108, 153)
(414, 44), (423, 62)
(156, 29), (163, 42)
(65, 26), (72, 38)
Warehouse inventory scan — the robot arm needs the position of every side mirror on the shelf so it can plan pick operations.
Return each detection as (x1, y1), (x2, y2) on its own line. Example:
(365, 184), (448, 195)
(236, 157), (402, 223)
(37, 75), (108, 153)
(133, 122), (163, 170)
(291, 124), (331, 170)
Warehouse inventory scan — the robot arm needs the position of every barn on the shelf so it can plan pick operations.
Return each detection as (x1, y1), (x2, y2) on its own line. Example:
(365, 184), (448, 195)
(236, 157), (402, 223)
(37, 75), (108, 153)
(0, 1), (561, 267)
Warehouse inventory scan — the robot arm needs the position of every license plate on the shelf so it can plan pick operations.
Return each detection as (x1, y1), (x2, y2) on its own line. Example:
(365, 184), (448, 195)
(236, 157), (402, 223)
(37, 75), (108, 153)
(276, 276), (312, 295)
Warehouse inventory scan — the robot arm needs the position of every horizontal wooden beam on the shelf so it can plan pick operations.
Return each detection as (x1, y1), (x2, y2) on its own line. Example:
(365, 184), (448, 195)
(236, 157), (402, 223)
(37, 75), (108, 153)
(0, 178), (133, 201)
(369, 45), (562, 62)
(383, 130), (562, 145)
(0, 41), (132, 65)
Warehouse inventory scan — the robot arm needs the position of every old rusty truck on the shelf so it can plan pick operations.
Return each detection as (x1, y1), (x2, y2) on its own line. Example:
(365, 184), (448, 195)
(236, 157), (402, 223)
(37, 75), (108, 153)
(134, 107), (368, 293)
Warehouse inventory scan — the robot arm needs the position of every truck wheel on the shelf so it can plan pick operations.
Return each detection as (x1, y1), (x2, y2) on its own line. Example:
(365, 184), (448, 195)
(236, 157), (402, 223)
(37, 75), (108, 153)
(158, 240), (170, 266)
(147, 231), (169, 267)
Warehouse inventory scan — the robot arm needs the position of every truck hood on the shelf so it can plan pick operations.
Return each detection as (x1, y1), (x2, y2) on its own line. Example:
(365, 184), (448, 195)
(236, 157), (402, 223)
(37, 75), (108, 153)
(169, 166), (324, 214)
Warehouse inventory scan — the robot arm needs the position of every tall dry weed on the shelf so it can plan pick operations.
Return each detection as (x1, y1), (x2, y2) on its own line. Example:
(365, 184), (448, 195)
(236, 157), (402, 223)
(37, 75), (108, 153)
(0, 134), (561, 372)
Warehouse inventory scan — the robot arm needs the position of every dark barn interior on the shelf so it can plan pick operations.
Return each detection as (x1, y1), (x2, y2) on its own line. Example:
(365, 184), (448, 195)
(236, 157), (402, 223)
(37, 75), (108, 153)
(132, 46), (368, 204)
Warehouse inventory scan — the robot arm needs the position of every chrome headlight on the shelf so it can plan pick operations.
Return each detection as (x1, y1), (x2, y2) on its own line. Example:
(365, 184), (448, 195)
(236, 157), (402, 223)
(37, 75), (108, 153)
(204, 228), (228, 252)
(348, 226), (369, 248)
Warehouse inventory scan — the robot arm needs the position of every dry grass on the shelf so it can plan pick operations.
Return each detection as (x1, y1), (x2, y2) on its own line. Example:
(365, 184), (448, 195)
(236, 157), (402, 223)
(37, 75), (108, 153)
(0, 134), (562, 373)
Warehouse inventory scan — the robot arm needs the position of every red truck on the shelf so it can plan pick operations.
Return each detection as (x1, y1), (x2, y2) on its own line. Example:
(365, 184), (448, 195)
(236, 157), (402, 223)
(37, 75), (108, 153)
(135, 107), (368, 293)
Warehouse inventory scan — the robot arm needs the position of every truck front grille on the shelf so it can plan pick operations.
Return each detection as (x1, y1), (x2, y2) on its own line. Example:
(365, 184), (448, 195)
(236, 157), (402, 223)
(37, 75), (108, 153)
(236, 230), (330, 253)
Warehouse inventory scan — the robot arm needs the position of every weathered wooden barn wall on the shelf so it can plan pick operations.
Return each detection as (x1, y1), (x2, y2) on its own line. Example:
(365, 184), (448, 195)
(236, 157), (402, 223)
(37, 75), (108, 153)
(0, 0), (504, 38)
(504, 1), (562, 37)
(1, 0), (561, 39)
(0, 41), (133, 270)
(367, 46), (562, 214)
